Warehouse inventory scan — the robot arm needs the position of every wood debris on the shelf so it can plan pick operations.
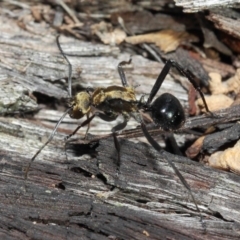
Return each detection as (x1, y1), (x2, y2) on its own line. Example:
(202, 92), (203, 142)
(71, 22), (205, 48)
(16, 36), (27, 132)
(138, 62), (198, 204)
(196, 94), (234, 112)
(208, 69), (240, 95)
(91, 21), (126, 45)
(125, 29), (198, 53)
(1, 1), (240, 239)
(208, 138), (240, 174)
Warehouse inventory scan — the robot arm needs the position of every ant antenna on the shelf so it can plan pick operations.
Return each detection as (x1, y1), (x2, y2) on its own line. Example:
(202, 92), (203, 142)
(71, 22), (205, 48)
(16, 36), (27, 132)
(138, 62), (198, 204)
(25, 108), (71, 179)
(25, 35), (72, 178)
(56, 35), (72, 98)
(118, 58), (132, 87)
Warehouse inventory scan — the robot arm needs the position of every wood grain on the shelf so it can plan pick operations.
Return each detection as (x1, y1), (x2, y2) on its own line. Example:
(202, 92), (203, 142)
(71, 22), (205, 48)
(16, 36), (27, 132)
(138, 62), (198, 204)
(1, 1), (240, 239)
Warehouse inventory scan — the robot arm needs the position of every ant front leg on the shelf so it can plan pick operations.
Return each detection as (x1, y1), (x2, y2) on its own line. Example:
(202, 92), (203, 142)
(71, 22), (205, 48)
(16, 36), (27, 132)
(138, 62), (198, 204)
(66, 111), (117, 141)
(65, 114), (96, 140)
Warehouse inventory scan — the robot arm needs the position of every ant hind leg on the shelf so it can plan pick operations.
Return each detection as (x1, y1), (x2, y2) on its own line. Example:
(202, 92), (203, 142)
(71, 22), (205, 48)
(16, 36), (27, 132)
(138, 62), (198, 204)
(140, 122), (205, 227)
(111, 119), (128, 171)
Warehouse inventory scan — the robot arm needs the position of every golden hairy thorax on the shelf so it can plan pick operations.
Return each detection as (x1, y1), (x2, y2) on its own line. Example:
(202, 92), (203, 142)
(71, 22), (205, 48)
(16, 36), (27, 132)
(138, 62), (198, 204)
(69, 86), (138, 119)
(92, 86), (138, 114)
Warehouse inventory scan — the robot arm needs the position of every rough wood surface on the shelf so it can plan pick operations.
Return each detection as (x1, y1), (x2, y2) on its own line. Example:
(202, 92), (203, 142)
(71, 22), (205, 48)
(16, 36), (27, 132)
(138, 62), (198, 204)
(1, 115), (240, 239)
(207, 12), (240, 40)
(1, 1), (240, 240)
(174, 0), (240, 13)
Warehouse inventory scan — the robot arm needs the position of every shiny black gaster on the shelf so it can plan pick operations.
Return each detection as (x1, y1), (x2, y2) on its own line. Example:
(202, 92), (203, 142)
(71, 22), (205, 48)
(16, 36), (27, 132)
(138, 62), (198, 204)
(151, 93), (185, 131)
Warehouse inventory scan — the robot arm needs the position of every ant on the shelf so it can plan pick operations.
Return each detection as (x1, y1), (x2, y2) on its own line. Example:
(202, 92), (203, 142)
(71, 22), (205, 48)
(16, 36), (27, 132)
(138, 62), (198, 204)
(25, 35), (214, 224)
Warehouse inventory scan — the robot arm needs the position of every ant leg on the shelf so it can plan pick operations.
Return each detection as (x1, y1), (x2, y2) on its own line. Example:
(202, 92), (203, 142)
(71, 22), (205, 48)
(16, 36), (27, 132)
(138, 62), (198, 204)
(96, 113), (128, 170)
(146, 60), (174, 105)
(66, 112), (118, 141)
(65, 114), (96, 140)
(118, 58), (132, 87)
(141, 122), (204, 224)
(84, 113), (91, 139)
(25, 108), (71, 179)
(146, 59), (212, 115)
(164, 133), (183, 156)
(56, 35), (72, 98)
(111, 119), (128, 170)
(168, 60), (213, 115)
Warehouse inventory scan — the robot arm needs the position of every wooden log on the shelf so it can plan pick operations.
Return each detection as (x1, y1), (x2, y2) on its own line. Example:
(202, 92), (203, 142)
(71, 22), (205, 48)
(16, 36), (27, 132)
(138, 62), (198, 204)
(1, 116), (240, 239)
(1, 2), (240, 239)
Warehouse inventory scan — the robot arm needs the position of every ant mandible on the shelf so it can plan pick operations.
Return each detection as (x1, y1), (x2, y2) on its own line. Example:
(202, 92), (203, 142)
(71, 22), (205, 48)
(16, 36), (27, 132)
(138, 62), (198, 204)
(26, 35), (214, 224)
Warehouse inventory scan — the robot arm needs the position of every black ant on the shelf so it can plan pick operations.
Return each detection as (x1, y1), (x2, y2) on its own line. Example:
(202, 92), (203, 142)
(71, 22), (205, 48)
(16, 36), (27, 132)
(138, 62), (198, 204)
(25, 35), (214, 224)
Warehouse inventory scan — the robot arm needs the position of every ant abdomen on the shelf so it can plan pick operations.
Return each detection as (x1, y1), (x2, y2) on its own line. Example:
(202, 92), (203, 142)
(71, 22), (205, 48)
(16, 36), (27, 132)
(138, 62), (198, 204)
(151, 93), (185, 131)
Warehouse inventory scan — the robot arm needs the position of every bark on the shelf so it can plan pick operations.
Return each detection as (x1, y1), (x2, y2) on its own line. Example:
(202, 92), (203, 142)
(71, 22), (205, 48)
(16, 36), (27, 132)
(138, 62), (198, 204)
(174, 0), (240, 13)
(1, 1), (240, 240)
(1, 115), (240, 239)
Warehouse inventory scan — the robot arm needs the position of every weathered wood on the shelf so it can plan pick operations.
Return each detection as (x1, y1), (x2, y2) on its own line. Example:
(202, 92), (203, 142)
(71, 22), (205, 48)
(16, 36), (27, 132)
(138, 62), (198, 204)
(1, 117), (240, 239)
(207, 12), (240, 40)
(1, 1), (240, 239)
(203, 123), (240, 154)
(174, 0), (240, 13)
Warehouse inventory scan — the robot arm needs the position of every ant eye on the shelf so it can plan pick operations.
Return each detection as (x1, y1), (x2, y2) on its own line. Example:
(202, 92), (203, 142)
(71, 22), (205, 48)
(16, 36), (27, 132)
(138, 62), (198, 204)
(151, 93), (185, 131)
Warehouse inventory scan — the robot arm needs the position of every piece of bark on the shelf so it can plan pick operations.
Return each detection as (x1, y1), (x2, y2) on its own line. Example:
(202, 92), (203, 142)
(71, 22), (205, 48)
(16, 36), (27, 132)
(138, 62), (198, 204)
(208, 139), (240, 174)
(164, 48), (210, 87)
(203, 123), (240, 154)
(164, 48), (235, 82)
(174, 0), (240, 13)
(198, 14), (232, 56)
(111, 11), (198, 34)
(198, 58), (235, 79)
(1, 116), (240, 239)
(206, 12), (240, 40)
(186, 121), (240, 159)
(0, 80), (38, 115)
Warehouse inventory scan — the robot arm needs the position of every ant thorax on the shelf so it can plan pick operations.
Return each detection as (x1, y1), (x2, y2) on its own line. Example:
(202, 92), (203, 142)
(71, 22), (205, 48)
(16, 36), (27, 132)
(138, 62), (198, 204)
(91, 85), (138, 114)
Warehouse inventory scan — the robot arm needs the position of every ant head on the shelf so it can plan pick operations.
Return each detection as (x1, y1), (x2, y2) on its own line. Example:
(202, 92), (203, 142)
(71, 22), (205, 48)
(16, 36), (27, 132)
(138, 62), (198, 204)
(150, 93), (185, 131)
(69, 91), (91, 119)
